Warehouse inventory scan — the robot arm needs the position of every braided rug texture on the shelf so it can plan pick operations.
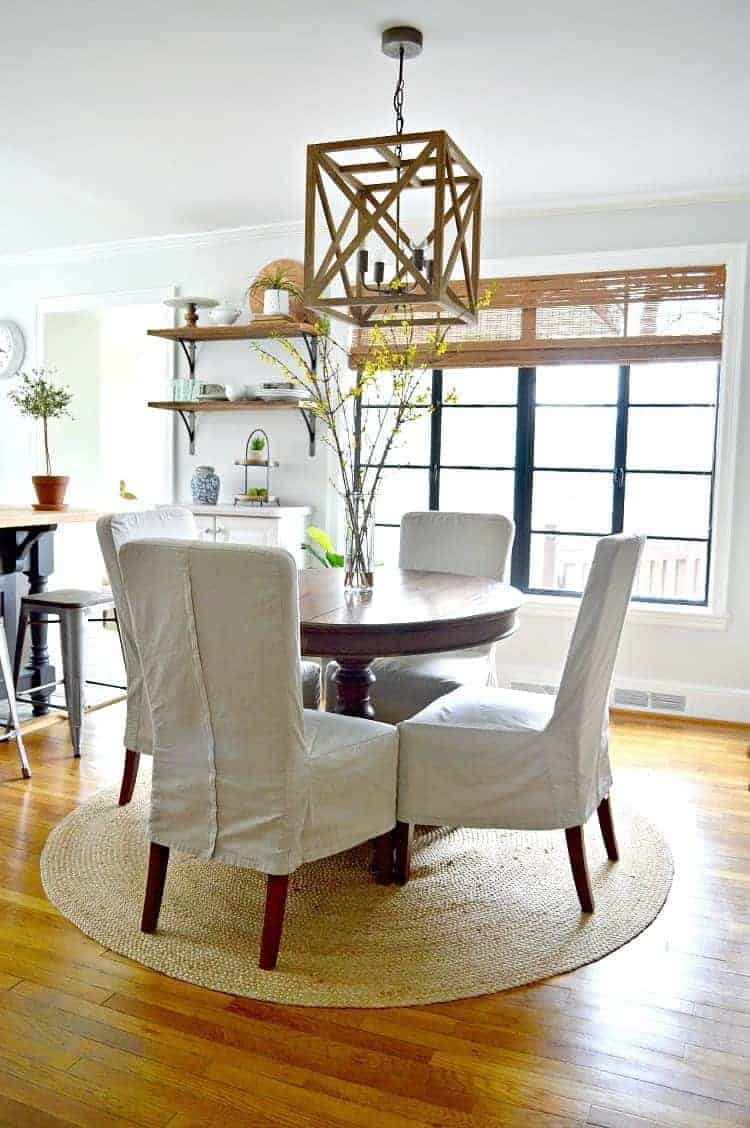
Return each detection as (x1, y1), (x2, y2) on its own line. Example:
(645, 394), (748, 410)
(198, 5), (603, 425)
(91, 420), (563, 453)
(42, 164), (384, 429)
(41, 770), (672, 1008)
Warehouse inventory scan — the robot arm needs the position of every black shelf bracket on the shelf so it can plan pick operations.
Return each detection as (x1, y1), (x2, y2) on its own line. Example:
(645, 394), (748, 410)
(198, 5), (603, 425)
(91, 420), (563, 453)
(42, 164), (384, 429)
(299, 407), (316, 457)
(176, 409), (196, 455)
(161, 329), (318, 457)
(178, 338), (197, 376)
(300, 332), (318, 457)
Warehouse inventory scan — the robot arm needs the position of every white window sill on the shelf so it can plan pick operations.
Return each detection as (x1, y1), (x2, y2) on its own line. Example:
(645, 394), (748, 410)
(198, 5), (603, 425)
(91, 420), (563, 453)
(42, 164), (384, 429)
(518, 594), (729, 631)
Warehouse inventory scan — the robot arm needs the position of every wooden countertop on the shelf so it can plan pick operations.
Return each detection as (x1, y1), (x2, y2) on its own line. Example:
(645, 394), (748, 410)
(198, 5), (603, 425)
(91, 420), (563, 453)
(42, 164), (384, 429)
(0, 506), (100, 530)
(188, 505), (312, 519)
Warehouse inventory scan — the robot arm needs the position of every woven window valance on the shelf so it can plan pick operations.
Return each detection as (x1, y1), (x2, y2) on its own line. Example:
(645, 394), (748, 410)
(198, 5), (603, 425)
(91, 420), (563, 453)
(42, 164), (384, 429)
(348, 264), (725, 368)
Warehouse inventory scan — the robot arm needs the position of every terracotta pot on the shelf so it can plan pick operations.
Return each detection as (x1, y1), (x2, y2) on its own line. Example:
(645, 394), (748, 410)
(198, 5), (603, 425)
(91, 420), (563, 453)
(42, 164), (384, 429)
(32, 475), (70, 511)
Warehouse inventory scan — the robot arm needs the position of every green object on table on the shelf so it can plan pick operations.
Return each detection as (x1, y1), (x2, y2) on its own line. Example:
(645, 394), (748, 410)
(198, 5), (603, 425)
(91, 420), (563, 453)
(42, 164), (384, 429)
(303, 526), (344, 568)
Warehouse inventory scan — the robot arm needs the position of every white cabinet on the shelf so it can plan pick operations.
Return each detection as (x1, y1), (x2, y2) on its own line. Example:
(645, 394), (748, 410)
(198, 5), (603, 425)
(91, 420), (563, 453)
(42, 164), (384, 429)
(191, 506), (311, 568)
(219, 516), (278, 547)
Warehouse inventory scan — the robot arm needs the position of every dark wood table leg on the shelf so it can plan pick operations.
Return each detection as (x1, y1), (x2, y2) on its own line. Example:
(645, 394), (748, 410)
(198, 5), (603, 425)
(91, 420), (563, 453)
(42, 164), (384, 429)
(333, 657), (376, 720)
(22, 531), (56, 716)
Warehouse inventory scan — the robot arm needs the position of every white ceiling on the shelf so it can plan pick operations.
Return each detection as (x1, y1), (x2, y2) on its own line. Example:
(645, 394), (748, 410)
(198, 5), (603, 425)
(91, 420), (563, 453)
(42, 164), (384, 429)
(2, 0), (749, 254)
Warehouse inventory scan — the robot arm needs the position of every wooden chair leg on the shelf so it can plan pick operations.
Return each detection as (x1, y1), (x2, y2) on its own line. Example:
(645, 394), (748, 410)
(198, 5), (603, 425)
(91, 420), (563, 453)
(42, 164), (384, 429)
(394, 821), (413, 886)
(371, 831), (394, 884)
(259, 874), (289, 971)
(119, 748), (140, 806)
(141, 842), (170, 933)
(597, 795), (619, 861)
(564, 826), (594, 913)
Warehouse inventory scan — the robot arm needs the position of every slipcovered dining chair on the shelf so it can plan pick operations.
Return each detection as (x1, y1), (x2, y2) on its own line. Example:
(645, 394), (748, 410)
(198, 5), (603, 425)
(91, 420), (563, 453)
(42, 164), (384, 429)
(395, 534), (645, 912)
(326, 511), (515, 724)
(119, 539), (398, 970)
(97, 508), (322, 806)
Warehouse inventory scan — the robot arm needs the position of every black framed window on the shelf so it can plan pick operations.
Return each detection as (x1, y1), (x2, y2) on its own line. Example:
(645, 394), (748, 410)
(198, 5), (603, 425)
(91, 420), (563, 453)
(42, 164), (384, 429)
(365, 359), (719, 606)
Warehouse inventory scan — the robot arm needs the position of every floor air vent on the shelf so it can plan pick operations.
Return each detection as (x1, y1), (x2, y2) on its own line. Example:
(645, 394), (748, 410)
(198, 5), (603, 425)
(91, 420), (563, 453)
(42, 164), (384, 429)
(650, 691), (687, 713)
(613, 687), (650, 709)
(510, 681), (558, 696)
(613, 687), (687, 713)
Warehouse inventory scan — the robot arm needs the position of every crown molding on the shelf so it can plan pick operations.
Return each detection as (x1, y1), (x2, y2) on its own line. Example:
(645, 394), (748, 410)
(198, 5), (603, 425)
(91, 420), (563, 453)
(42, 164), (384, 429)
(483, 185), (749, 220)
(0, 219), (305, 269)
(1, 185), (747, 268)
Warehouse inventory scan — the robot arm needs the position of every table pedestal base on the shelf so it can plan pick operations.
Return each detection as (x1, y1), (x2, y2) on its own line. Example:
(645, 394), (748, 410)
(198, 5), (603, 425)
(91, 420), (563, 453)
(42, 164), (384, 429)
(333, 657), (375, 720)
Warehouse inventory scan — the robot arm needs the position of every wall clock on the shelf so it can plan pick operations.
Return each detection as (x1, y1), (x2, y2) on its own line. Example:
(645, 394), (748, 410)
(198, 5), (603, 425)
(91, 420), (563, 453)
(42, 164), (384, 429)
(0, 320), (25, 380)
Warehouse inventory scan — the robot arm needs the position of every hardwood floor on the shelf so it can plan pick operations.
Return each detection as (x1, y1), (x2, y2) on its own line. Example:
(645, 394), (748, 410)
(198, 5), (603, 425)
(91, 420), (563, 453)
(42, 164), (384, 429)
(0, 703), (748, 1127)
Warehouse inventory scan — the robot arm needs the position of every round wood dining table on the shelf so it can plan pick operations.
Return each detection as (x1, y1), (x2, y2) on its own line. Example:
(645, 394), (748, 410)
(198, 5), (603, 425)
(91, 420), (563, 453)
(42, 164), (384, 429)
(299, 568), (522, 719)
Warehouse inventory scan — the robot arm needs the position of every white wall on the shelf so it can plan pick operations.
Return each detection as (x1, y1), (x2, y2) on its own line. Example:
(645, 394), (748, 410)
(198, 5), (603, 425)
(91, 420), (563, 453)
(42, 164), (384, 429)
(1, 199), (749, 718)
(0, 227), (330, 522)
(479, 200), (750, 718)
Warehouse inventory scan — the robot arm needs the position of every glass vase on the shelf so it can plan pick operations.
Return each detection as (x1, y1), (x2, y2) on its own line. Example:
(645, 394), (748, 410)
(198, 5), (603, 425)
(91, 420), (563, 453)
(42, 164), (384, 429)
(344, 492), (375, 592)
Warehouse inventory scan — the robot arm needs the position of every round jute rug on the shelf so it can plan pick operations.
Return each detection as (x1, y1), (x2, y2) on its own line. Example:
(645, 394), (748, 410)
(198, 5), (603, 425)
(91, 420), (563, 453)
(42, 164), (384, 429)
(40, 773), (673, 1008)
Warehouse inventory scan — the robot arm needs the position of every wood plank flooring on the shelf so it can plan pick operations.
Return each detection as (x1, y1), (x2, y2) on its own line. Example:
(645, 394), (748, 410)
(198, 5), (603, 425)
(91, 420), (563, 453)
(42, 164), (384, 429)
(0, 704), (748, 1127)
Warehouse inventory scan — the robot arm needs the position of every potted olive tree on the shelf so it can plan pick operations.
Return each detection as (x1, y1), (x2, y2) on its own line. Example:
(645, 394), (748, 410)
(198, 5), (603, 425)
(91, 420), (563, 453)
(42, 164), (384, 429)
(9, 368), (73, 510)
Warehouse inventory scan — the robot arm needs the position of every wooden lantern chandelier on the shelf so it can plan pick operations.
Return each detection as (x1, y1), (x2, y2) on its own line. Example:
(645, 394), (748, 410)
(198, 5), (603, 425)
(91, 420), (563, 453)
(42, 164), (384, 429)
(303, 27), (482, 329)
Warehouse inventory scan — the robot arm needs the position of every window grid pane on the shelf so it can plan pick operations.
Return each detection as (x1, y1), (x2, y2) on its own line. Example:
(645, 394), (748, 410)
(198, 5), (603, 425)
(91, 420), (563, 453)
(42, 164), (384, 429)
(364, 358), (717, 606)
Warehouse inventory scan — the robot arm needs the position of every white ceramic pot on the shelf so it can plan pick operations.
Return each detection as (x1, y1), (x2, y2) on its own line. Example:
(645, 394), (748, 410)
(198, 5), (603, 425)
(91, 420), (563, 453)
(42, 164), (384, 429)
(263, 289), (290, 317)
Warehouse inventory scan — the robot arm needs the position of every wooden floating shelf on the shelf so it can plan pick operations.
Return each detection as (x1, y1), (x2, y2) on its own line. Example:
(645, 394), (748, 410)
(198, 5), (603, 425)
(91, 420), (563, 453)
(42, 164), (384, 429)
(148, 400), (308, 412)
(147, 400), (317, 458)
(146, 315), (319, 457)
(147, 317), (319, 342)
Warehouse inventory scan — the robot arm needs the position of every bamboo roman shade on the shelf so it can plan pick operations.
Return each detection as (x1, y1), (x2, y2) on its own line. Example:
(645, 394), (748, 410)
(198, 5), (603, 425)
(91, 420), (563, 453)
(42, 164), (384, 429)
(349, 264), (725, 368)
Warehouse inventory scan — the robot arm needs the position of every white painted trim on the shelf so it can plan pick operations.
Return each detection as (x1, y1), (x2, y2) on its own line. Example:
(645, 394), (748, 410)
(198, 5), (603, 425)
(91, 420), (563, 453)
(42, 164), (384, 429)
(480, 241), (747, 624)
(518, 597), (729, 632)
(36, 285), (178, 502)
(483, 185), (749, 220)
(0, 220), (305, 269)
(36, 286), (174, 322)
(480, 241), (746, 281)
(1, 186), (747, 268)
(503, 663), (750, 724)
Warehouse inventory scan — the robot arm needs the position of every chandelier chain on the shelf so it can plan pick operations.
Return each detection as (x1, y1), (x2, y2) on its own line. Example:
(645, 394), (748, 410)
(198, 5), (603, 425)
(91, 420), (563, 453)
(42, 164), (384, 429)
(393, 45), (405, 154)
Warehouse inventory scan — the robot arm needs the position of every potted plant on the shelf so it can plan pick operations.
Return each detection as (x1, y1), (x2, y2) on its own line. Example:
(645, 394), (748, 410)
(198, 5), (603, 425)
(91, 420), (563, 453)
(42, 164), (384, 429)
(302, 526), (344, 569)
(8, 368), (73, 510)
(247, 434), (266, 464)
(249, 268), (303, 318)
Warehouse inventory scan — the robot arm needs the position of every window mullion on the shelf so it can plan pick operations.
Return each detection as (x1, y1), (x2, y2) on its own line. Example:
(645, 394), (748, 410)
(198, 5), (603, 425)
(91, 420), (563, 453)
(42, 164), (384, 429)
(511, 367), (535, 588)
(611, 364), (629, 532)
(429, 369), (442, 510)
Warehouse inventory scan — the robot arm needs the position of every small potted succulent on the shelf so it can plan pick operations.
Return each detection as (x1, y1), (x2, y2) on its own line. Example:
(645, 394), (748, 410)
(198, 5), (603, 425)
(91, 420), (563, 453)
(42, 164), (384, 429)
(8, 368), (74, 510)
(247, 434), (266, 464)
(249, 268), (303, 318)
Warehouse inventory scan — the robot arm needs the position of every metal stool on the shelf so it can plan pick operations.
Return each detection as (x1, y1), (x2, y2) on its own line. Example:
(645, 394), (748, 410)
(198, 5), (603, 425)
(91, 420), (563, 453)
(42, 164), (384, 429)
(13, 589), (118, 757)
(1, 618), (30, 778)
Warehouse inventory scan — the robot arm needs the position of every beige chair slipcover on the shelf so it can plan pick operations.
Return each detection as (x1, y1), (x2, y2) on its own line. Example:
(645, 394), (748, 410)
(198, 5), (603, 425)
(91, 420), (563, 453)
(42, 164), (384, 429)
(326, 511), (515, 723)
(398, 534), (645, 830)
(97, 509), (321, 762)
(119, 539), (398, 875)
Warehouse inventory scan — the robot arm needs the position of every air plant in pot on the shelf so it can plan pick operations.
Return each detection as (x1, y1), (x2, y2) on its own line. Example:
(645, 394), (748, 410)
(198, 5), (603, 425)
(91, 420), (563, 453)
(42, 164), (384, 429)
(248, 268), (304, 318)
(8, 368), (74, 510)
